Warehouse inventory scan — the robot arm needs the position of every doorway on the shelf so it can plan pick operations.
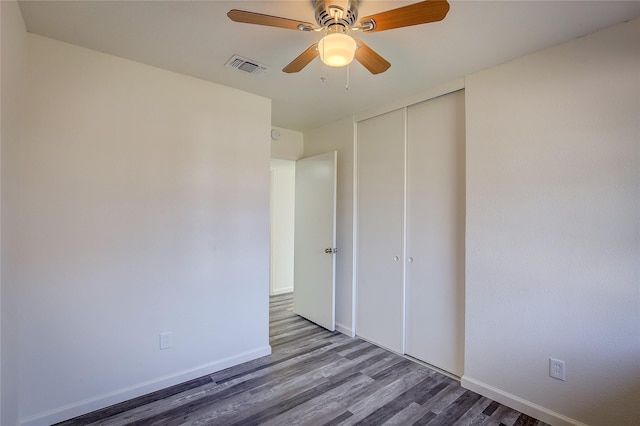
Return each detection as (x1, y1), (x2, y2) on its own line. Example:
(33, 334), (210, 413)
(269, 153), (337, 331)
(270, 159), (296, 296)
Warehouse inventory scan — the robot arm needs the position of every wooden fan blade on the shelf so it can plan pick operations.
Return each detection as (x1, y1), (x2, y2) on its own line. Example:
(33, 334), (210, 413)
(283, 43), (319, 73)
(227, 9), (314, 31)
(354, 40), (391, 74)
(359, 0), (450, 33)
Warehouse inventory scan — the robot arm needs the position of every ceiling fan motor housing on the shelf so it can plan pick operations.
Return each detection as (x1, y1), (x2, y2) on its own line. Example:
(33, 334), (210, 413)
(315, 0), (359, 31)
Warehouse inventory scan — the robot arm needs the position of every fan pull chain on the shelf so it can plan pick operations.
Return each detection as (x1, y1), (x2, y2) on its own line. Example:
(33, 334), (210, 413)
(320, 38), (327, 83)
(345, 64), (350, 91)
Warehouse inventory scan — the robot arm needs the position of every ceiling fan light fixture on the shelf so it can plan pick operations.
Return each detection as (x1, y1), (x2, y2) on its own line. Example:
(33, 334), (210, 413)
(228, 0), (451, 74)
(318, 33), (357, 67)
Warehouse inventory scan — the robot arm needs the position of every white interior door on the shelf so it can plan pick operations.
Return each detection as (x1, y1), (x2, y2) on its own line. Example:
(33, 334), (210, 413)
(356, 109), (405, 353)
(405, 90), (465, 376)
(293, 151), (337, 331)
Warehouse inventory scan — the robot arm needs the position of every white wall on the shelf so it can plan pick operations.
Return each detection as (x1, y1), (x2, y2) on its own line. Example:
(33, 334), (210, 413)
(271, 126), (303, 160)
(19, 34), (271, 425)
(464, 18), (640, 426)
(270, 159), (295, 296)
(304, 117), (355, 336)
(1, 2), (26, 425)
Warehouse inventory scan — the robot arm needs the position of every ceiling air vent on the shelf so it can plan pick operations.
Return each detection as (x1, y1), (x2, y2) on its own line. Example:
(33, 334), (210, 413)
(225, 55), (270, 76)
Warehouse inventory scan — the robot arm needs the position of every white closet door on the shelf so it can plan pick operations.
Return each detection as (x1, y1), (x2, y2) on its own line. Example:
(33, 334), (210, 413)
(405, 90), (465, 376)
(356, 108), (405, 353)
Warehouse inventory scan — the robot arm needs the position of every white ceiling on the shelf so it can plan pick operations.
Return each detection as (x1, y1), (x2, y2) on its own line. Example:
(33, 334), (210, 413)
(18, 0), (640, 132)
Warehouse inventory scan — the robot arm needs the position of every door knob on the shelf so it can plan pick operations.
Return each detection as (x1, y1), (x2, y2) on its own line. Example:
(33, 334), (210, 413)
(324, 247), (337, 254)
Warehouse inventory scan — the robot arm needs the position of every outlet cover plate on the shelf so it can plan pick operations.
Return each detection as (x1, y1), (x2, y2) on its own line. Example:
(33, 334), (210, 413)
(549, 357), (565, 381)
(160, 332), (172, 350)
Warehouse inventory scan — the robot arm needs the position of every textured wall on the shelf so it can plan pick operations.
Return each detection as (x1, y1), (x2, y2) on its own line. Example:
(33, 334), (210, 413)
(19, 34), (271, 425)
(464, 18), (640, 426)
(1, 1), (26, 425)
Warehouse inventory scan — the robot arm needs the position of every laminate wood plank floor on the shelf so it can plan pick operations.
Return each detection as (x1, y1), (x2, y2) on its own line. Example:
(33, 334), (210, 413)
(56, 293), (548, 426)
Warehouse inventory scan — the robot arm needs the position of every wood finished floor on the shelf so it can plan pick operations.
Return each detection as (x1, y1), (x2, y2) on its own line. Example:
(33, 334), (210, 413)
(56, 293), (548, 426)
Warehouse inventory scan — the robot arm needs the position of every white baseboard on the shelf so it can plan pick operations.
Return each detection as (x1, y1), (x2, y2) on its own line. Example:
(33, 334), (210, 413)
(20, 346), (272, 426)
(335, 322), (354, 337)
(461, 376), (588, 426)
(270, 287), (293, 296)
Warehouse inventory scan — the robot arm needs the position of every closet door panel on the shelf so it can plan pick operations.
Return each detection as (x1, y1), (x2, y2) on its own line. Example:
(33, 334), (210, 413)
(356, 108), (405, 353)
(406, 90), (465, 376)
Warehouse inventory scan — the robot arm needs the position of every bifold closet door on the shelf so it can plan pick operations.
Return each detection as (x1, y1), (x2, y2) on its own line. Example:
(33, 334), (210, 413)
(405, 90), (465, 376)
(356, 108), (405, 353)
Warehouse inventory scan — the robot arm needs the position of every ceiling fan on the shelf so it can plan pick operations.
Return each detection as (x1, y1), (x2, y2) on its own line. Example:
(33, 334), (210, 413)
(227, 0), (450, 75)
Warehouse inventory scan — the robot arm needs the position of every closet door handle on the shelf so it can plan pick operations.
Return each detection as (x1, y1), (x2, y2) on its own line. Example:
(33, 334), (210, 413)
(408, 257), (414, 263)
(393, 256), (400, 262)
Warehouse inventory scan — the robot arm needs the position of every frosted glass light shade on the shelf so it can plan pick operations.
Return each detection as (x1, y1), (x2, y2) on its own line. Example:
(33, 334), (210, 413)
(318, 33), (357, 67)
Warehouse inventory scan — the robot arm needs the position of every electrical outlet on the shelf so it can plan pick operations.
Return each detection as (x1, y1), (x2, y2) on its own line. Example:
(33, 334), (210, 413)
(159, 332), (172, 350)
(549, 357), (565, 381)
